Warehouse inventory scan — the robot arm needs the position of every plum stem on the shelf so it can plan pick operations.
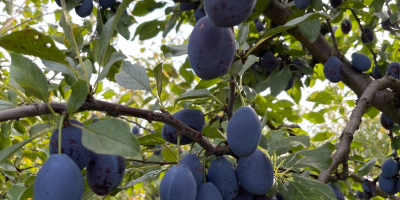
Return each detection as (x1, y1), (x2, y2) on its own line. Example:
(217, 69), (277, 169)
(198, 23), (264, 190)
(58, 114), (66, 154)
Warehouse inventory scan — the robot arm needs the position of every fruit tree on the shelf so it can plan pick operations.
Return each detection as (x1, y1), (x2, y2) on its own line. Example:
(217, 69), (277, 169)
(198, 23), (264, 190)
(1, 0), (400, 199)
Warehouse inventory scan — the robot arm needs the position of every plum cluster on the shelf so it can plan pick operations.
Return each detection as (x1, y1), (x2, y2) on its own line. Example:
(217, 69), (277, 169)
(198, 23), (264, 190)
(34, 118), (125, 199)
(55, 0), (120, 18)
(378, 158), (400, 195)
(356, 179), (376, 199)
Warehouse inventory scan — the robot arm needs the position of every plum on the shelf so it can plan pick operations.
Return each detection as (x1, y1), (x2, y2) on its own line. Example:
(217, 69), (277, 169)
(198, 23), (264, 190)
(208, 157), (239, 200)
(372, 65), (382, 79)
(162, 109), (205, 145)
(341, 19), (352, 34)
(180, 2), (197, 11)
(362, 179), (376, 196)
(154, 145), (162, 156)
(86, 153), (125, 196)
(323, 56), (343, 83)
(75, 0), (93, 18)
(386, 62), (400, 79)
(188, 16), (235, 80)
(379, 175), (395, 193)
(180, 154), (203, 186)
(237, 149), (274, 195)
(204, 0), (256, 27)
(254, 18), (264, 32)
(261, 52), (277, 71)
(227, 106), (261, 158)
(381, 158), (399, 177)
(55, 0), (61, 7)
(99, 0), (116, 9)
(34, 154), (84, 200)
(387, 176), (399, 195)
(330, 0), (342, 8)
(351, 52), (371, 72)
(285, 77), (294, 91)
(255, 195), (278, 200)
(132, 125), (140, 135)
(356, 191), (365, 199)
(160, 164), (197, 200)
(382, 18), (398, 31)
(328, 184), (344, 200)
(295, 0), (311, 9)
(195, 182), (223, 200)
(194, 8), (206, 23)
(380, 113), (394, 131)
(49, 119), (92, 169)
(361, 28), (374, 44)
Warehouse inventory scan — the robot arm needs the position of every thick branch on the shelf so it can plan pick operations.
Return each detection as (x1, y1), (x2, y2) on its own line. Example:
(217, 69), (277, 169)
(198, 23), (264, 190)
(263, 0), (400, 124)
(0, 98), (234, 157)
(318, 76), (400, 183)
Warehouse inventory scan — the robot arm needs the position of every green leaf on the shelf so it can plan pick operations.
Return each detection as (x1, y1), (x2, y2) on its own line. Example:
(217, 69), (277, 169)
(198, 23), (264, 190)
(202, 126), (225, 139)
(238, 23), (249, 47)
(17, 184), (33, 200)
(357, 158), (377, 176)
(369, 0), (384, 14)
(67, 80), (88, 116)
(256, 66), (292, 96)
(0, 100), (15, 110)
(302, 112), (325, 124)
(0, 29), (66, 64)
(298, 19), (321, 43)
(28, 123), (54, 137)
(81, 118), (141, 157)
(195, 79), (222, 90)
(119, 169), (164, 189)
(307, 91), (335, 105)
(42, 59), (76, 77)
(77, 60), (93, 82)
(97, 52), (127, 83)
(115, 61), (151, 91)
(0, 137), (37, 163)
(311, 131), (334, 142)
(7, 183), (26, 200)
(259, 135), (268, 150)
(134, 19), (163, 41)
(268, 131), (310, 156)
(175, 89), (223, 106)
(160, 44), (188, 58)
(154, 63), (163, 98)
(97, 0), (134, 66)
(1, 121), (12, 138)
(294, 142), (334, 170)
(239, 55), (258, 76)
(10, 53), (49, 102)
(132, 0), (166, 16)
(310, 0), (323, 11)
(243, 86), (257, 103)
(229, 60), (243, 76)
(138, 131), (165, 145)
(282, 174), (336, 200)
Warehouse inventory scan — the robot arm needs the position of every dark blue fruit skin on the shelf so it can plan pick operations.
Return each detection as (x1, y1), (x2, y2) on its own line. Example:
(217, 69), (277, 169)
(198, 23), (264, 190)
(387, 176), (399, 195)
(50, 119), (92, 169)
(91, 114), (99, 123)
(254, 18), (264, 32)
(180, 2), (197, 11)
(86, 153), (125, 196)
(294, 0), (311, 9)
(328, 184), (345, 200)
(372, 65), (382, 79)
(195, 182), (223, 200)
(154, 145), (162, 156)
(34, 154), (84, 200)
(275, 193), (285, 200)
(381, 158), (399, 177)
(208, 157), (239, 200)
(99, 0), (116, 9)
(188, 16), (235, 80)
(382, 19), (398, 31)
(235, 186), (254, 200)
(380, 113), (394, 131)
(351, 53), (371, 72)
(160, 164), (197, 200)
(75, 0), (93, 18)
(55, 0), (61, 7)
(386, 62), (400, 79)
(237, 149), (274, 195)
(323, 56), (343, 83)
(261, 52), (277, 71)
(194, 8), (206, 23)
(379, 175), (394, 193)
(132, 126), (140, 135)
(162, 109), (205, 145)
(227, 106), (261, 158)
(356, 191), (366, 199)
(361, 28), (374, 43)
(330, 0), (342, 8)
(362, 179), (376, 195)
(341, 19), (352, 34)
(204, 0), (256, 27)
(180, 154), (203, 186)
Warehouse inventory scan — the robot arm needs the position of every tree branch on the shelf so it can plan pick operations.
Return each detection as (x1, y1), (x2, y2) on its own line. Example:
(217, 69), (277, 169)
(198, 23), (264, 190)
(0, 98), (234, 157)
(318, 76), (400, 183)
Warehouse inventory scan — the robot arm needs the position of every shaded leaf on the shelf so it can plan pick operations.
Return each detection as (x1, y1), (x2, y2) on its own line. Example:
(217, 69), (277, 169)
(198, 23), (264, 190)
(138, 131), (165, 145)
(115, 61), (151, 91)
(67, 80), (88, 116)
(161, 44), (188, 58)
(357, 158), (377, 176)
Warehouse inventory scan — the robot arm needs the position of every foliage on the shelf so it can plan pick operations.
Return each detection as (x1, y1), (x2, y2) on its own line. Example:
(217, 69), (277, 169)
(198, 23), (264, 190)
(0, 0), (399, 199)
